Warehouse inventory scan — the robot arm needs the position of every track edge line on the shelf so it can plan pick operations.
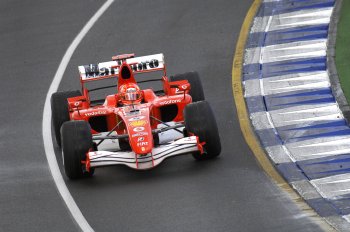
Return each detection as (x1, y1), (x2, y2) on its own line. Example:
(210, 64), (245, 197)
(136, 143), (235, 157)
(41, 1), (114, 231)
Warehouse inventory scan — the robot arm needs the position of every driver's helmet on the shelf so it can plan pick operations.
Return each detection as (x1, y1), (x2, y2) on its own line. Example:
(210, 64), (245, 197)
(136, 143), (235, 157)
(119, 83), (143, 105)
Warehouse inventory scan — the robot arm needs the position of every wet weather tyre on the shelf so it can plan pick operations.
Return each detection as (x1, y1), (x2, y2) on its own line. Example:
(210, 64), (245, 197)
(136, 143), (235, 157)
(61, 121), (94, 179)
(170, 72), (205, 102)
(184, 101), (221, 160)
(51, 90), (81, 147)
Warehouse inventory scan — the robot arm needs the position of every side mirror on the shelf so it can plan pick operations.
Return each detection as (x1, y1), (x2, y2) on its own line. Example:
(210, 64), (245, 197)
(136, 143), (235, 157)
(69, 100), (83, 109)
(177, 83), (190, 92)
(68, 96), (86, 111)
(170, 83), (191, 93)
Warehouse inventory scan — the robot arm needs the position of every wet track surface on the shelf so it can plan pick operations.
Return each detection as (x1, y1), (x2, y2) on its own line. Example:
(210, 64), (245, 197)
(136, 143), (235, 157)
(1, 0), (324, 231)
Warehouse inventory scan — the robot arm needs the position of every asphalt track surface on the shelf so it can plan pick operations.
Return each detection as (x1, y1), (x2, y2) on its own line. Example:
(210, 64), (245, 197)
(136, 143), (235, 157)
(0, 0), (326, 231)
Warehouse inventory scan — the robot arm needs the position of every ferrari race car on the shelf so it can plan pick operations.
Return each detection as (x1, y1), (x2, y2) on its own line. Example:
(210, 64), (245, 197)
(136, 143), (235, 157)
(51, 53), (221, 179)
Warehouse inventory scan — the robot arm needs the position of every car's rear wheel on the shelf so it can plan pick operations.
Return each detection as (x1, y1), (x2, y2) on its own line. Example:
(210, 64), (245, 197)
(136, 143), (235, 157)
(170, 72), (205, 102)
(61, 120), (94, 179)
(51, 90), (81, 147)
(184, 101), (221, 160)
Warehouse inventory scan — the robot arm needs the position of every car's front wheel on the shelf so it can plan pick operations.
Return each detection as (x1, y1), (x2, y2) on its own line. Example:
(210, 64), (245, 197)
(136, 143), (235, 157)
(184, 101), (221, 160)
(61, 120), (94, 179)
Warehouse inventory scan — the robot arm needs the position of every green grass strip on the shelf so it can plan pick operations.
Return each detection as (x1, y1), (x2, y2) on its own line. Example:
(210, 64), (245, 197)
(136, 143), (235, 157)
(336, 0), (350, 102)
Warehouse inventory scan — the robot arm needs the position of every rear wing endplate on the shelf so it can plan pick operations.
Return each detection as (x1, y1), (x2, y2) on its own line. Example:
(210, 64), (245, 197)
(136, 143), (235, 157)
(78, 53), (165, 82)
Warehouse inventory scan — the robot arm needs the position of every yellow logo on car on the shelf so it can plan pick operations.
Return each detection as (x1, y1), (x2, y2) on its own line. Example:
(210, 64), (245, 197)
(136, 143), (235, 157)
(129, 120), (147, 127)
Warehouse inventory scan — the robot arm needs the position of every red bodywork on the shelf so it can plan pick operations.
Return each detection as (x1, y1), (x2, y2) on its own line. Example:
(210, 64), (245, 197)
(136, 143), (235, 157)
(67, 54), (192, 157)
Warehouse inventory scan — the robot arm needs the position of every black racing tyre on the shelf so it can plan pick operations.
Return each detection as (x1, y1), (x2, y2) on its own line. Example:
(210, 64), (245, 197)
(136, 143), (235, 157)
(170, 72), (205, 102)
(61, 121), (94, 179)
(184, 101), (221, 160)
(51, 90), (81, 147)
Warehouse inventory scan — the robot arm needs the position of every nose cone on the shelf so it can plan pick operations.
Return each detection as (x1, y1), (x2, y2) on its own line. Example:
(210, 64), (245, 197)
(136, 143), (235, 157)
(127, 118), (153, 155)
(131, 136), (153, 155)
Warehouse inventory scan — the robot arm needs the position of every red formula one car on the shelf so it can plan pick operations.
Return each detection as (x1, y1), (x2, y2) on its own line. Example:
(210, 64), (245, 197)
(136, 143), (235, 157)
(51, 53), (221, 179)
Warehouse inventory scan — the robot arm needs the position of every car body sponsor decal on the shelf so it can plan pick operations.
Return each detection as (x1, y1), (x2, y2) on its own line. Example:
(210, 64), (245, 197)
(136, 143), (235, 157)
(84, 111), (107, 117)
(129, 120), (147, 127)
(137, 142), (148, 147)
(133, 127), (145, 132)
(159, 99), (181, 105)
(132, 132), (148, 137)
(128, 116), (146, 121)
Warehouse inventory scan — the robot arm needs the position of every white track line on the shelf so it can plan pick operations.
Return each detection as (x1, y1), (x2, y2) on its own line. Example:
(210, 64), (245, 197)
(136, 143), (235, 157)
(42, 0), (114, 231)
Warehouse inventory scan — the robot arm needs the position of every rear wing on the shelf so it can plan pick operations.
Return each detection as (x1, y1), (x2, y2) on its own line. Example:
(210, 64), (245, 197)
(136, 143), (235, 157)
(78, 53), (165, 82)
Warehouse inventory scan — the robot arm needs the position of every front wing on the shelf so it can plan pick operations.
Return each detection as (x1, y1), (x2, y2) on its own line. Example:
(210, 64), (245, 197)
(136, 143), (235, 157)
(87, 136), (199, 170)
